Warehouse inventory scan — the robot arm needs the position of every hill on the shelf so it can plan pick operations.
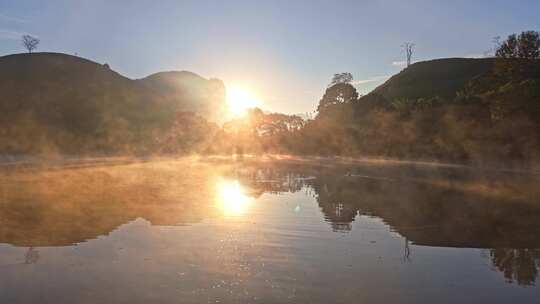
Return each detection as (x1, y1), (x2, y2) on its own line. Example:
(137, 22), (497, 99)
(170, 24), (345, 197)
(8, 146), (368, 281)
(363, 57), (540, 113)
(139, 71), (226, 123)
(0, 53), (225, 155)
(371, 58), (496, 101)
(299, 57), (540, 164)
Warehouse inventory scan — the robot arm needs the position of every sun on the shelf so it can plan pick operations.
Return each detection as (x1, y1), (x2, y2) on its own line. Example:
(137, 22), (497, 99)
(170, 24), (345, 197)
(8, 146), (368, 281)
(226, 85), (260, 116)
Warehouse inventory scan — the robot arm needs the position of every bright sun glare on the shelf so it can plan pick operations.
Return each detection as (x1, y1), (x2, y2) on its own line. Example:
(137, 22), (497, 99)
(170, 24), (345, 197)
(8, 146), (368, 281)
(216, 180), (252, 216)
(226, 86), (260, 116)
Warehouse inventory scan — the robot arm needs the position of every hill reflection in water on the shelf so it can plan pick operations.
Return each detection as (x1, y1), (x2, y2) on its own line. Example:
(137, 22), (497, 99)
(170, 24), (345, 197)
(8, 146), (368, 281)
(230, 160), (540, 286)
(1, 158), (540, 296)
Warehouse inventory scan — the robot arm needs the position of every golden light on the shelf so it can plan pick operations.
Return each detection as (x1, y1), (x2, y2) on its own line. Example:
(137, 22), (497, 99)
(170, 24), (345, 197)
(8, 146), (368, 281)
(216, 179), (252, 217)
(226, 86), (260, 116)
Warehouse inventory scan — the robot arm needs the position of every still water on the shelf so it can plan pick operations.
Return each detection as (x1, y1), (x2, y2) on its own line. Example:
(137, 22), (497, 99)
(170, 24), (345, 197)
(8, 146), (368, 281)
(0, 158), (539, 303)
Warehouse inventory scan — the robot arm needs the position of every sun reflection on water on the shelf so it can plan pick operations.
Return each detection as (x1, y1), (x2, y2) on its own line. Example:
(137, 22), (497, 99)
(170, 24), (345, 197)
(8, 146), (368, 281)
(216, 179), (252, 217)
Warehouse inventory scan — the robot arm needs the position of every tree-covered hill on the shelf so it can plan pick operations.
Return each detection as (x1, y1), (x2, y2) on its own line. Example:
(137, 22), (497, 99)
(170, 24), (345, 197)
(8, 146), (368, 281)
(297, 58), (540, 164)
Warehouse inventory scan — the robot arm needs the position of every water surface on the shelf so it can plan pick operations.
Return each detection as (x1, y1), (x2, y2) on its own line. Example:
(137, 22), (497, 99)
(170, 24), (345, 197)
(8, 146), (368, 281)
(1, 158), (539, 303)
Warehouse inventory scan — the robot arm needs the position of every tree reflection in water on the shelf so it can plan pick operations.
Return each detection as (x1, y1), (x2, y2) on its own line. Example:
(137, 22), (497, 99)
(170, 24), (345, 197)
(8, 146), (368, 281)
(1, 159), (539, 286)
(24, 247), (39, 264)
(229, 161), (540, 286)
(490, 248), (540, 286)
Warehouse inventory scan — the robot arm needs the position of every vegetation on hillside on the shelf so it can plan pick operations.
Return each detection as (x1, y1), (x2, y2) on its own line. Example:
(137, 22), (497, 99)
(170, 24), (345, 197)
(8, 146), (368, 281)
(0, 53), (225, 155)
(1, 30), (539, 166)
(292, 57), (540, 163)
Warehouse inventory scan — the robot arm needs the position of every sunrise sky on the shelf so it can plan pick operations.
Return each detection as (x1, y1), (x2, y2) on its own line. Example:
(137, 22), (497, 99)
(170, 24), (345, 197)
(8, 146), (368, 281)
(1, 0), (539, 114)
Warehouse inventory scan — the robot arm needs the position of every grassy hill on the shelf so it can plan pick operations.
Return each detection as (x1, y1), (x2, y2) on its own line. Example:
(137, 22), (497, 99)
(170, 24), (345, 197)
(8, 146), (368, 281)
(364, 57), (540, 111)
(300, 58), (540, 164)
(0, 53), (225, 155)
(371, 58), (496, 101)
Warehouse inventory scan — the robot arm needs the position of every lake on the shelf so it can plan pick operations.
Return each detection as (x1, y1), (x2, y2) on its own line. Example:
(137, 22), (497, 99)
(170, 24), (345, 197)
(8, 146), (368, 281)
(0, 157), (539, 303)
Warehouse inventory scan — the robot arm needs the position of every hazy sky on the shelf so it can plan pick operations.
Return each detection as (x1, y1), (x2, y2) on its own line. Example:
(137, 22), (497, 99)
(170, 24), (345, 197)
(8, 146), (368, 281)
(1, 0), (539, 114)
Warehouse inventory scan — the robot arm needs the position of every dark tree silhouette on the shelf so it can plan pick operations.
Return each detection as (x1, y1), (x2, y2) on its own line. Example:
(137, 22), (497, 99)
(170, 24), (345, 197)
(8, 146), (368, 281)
(496, 31), (540, 59)
(517, 31), (540, 59)
(223, 107), (305, 138)
(402, 42), (414, 67)
(317, 83), (359, 113)
(22, 35), (40, 53)
(329, 72), (353, 87)
(496, 34), (520, 58)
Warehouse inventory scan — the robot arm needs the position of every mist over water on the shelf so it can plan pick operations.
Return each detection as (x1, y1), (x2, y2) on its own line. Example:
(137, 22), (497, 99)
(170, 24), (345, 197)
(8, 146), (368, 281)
(1, 2), (540, 303)
(0, 158), (539, 303)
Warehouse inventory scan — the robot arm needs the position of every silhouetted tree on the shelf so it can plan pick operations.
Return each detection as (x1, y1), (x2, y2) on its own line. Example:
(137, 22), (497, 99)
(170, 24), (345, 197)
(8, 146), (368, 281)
(223, 108), (305, 137)
(22, 35), (39, 53)
(496, 31), (540, 59)
(517, 31), (540, 59)
(496, 34), (520, 58)
(402, 42), (414, 67)
(317, 83), (359, 113)
(329, 73), (353, 86)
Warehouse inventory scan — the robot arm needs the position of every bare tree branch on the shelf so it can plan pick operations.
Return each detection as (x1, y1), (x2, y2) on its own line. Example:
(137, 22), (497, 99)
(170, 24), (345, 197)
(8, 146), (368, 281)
(22, 35), (39, 54)
(401, 42), (415, 67)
